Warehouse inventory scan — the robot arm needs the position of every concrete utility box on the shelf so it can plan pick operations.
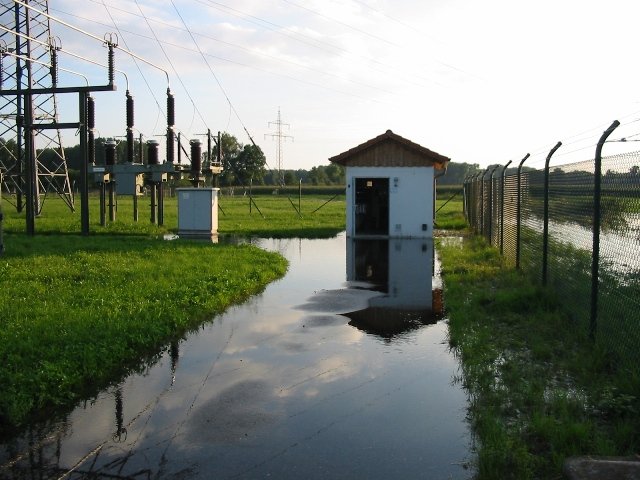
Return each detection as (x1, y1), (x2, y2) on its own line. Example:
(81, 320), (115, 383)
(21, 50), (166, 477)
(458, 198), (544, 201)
(177, 188), (219, 239)
(329, 130), (450, 239)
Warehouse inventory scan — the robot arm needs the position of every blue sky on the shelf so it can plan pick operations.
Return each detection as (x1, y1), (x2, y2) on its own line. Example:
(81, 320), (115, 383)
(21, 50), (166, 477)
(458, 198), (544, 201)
(42, 0), (640, 170)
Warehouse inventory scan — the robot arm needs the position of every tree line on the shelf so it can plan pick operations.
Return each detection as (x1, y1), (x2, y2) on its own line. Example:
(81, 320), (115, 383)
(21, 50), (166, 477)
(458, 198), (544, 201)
(1, 133), (496, 187)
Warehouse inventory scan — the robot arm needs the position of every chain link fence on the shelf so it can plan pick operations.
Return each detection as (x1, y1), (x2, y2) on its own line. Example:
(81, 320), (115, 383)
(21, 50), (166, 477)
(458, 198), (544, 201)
(464, 150), (640, 370)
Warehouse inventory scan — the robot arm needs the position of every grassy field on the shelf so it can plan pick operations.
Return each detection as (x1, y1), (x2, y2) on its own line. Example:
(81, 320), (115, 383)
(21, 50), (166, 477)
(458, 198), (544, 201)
(435, 189), (467, 230)
(1, 192), (346, 238)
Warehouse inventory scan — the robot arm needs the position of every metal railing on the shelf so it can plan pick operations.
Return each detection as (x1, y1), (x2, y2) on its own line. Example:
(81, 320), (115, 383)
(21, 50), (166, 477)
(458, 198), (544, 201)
(464, 128), (640, 369)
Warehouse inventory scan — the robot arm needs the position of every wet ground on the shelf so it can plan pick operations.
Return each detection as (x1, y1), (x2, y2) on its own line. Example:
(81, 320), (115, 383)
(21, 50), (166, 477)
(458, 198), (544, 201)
(0, 234), (472, 479)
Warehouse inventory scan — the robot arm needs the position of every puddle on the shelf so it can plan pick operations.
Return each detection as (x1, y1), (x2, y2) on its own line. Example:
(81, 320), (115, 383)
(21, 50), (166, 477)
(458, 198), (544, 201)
(0, 233), (472, 479)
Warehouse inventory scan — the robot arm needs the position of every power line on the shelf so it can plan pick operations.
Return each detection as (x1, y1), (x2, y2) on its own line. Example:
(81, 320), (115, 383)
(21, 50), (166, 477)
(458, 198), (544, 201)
(100, 0), (163, 132)
(132, 0), (208, 138)
(12, 0), (170, 84)
(346, 0), (481, 80)
(84, 0), (396, 96)
(49, 6), (393, 106)
(280, 0), (403, 48)
(192, 0), (442, 88)
(169, 0), (257, 146)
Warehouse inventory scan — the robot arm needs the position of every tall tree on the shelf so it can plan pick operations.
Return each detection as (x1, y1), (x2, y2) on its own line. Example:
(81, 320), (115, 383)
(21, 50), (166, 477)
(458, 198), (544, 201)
(230, 143), (266, 186)
(215, 133), (242, 186)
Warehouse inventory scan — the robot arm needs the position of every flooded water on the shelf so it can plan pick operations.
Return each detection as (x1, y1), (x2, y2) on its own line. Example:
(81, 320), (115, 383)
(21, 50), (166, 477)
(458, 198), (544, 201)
(523, 213), (640, 273)
(0, 234), (472, 479)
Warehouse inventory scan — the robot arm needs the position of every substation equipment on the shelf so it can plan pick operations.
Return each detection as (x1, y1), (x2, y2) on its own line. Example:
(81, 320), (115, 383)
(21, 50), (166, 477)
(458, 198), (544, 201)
(1, 2), (223, 240)
(88, 84), (223, 236)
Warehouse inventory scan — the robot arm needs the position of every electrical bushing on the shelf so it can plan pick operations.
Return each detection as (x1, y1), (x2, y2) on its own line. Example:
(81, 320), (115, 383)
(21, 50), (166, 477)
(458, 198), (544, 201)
(126, 91), (134, 163)
(107, 43), (115, 85)
(166, 89), (175, 164)
(147, 140), (159, 166)
(190, 139), (202, 175)
(105, 140), (117, 166)
(88, 96), (96, 164)
(87, 96), (95, 129)
(126, 92), (134, 128)
(167, 89), (175, 127)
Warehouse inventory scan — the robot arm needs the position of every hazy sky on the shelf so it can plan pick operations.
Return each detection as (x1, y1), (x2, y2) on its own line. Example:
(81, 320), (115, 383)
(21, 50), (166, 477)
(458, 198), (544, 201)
(44, 0), (640, 170)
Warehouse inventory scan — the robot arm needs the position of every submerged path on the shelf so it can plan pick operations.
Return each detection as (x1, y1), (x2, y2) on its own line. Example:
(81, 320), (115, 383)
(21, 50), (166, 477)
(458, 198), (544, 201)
(1, 234), (472, 479)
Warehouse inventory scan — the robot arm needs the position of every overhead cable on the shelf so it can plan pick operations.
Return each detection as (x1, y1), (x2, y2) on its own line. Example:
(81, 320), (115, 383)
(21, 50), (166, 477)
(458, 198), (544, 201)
(12, 0), (170, 85)
(133, 0), (208, 134)
(170, 0), (259, 147)
(101, 0), (160, 117)
(50, 6), (390, 106)
(84, 0), (394, 96)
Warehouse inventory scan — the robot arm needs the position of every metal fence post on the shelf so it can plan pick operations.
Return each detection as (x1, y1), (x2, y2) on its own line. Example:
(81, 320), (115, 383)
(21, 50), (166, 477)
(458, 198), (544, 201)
(591, 120), (620, 339)
(488, 165), (500, 245)
(463, 176), (469, 223)
(542, 141), (562, 285)
(515, 153), (530, 269)
(474, 171), (483, 232)
(499, 160), (512, 255)
(479, 169), (487, 236)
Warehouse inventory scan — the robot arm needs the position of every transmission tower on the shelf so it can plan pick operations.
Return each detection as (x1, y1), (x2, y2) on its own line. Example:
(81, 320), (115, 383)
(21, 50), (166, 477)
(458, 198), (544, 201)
(0, 0), (74, 214)
(265, 107), (293, 186)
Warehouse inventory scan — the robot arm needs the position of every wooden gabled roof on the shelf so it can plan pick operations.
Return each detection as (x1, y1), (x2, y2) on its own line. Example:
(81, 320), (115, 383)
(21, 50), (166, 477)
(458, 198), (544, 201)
(328, 130), (450, 169)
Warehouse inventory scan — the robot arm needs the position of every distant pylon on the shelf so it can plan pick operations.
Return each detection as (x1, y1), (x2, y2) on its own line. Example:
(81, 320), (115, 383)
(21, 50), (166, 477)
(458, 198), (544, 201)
(265, 107), (293, 186)
(0, 0), (74, 214)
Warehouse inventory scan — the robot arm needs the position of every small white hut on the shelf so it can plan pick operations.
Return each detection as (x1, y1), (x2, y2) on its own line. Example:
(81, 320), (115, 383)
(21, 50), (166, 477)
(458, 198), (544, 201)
(329, 130), (450, 238)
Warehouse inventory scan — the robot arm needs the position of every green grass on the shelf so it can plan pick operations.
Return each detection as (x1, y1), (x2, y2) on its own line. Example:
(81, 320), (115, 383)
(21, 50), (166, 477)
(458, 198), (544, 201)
(438, 235), (640, 479)
(1, 194), (335, 433)
(0, 234), (287, 434)
(435, 197), (467, 230)
(1, 192), (346, 239)
(218, 193), (345, 238)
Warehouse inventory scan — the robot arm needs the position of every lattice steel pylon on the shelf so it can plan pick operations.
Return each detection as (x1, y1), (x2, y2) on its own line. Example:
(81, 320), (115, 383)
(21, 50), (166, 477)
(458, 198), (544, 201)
(0, 0), (74, 214)
(266, 107), (293, 186)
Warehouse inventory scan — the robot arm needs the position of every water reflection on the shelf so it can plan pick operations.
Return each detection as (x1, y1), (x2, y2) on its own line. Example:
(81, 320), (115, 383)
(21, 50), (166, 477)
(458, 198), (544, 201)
(0, 234), (471, 480)
(345, 239), (443, 340)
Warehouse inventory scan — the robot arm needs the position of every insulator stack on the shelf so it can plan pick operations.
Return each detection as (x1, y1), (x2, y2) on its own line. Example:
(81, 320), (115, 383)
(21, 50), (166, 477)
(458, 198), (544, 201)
(87, 96), (95, 129)
(126, 91), (134, 128)
(105, 140), (117, 166)
(126, 91), (134, 163)
(166, 89), (175, 164)
(190, 139), (202, 175)
(147, 140), (159, 166)
(1, 53), (4, 88)
(167, 89), (175, 126)
(108, 43), (115, 84)
(88, 96), (95, 164)
(50, 47), (58, 86)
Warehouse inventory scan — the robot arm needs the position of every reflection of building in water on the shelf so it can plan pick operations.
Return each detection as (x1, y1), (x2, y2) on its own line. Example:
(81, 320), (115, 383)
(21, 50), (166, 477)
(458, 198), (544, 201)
(345, 238), (443, 340)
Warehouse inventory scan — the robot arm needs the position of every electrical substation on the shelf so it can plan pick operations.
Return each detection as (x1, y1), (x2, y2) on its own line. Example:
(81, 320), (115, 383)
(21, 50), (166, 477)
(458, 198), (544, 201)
(0, 0), (225, 241)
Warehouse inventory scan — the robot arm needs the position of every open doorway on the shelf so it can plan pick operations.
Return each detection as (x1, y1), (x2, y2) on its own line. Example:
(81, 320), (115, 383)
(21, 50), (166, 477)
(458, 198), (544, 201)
(354, 177), (389, 236)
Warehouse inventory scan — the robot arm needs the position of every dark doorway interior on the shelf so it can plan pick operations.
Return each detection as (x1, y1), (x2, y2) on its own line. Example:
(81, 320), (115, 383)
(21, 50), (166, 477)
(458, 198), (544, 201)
(353, 239), (389, 292)
(354, 177), (389, 235)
